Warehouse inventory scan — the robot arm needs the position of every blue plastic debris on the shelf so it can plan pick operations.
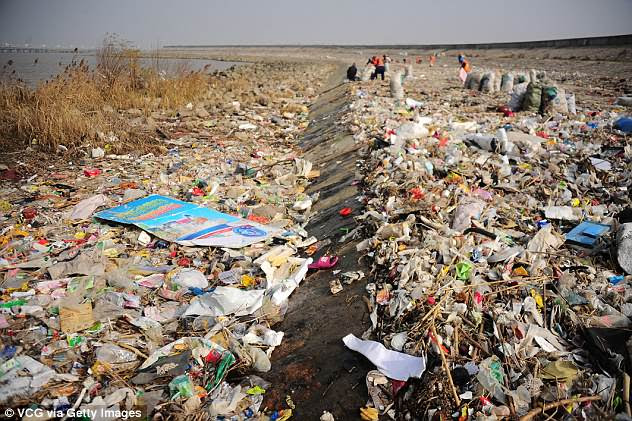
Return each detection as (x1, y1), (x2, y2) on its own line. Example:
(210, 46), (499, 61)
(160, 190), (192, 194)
(565, 221), (611, 248)
(609, 275), (625, 285)
(189, 287), (205, 296)
(537, 219), (550, 229)
(614, 117), (632, 134)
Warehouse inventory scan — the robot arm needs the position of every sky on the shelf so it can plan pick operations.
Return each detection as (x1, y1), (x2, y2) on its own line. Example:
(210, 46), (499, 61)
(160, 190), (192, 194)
(0, 0), (631, 48)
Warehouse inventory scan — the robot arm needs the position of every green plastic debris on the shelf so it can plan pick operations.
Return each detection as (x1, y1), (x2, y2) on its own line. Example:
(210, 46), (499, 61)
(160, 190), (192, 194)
(86, 322), (104, 334)
(490, 359), (504, 384)
(246, 385), (266, 395)
(0, 299), (27, 308)
(169, 374), (195, 399)
(206, 351), (236, 391)
(455, 261), (472, 280)
(67, 335), (85, 347)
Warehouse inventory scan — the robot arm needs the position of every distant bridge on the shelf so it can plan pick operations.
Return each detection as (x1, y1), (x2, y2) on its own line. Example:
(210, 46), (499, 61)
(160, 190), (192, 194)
(0, 47), (93, 54)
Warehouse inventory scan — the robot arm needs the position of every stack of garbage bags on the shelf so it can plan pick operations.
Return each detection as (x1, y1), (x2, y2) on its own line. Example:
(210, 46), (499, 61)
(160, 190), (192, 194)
(465, 68), (577, 115)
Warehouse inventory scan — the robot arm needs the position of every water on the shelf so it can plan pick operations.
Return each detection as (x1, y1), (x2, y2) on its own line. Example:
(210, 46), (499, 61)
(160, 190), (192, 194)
(0, 51), (241, 87)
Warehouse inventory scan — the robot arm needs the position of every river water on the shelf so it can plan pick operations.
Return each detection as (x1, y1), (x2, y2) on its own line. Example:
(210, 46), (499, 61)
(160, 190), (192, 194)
(0, 51), (241, 86)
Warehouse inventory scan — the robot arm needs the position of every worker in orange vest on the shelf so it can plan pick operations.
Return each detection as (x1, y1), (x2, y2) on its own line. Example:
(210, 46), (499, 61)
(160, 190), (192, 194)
(370, 55), (385, 80)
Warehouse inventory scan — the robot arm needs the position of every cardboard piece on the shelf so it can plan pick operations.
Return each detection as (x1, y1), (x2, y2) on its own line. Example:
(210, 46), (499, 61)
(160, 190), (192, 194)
(60, 302), (95, 333)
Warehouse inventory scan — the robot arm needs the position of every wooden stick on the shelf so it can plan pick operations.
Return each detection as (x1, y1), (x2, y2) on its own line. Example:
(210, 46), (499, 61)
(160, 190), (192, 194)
(459, 328), (491, 357)
(453, 326), (459, 358)
(431, 325), (461, 407)
(543, 276), (548, 330)
(624, 373), (631, 417)
(116, 341), (148, 359)
(519, 396), (601, 421)
(495, 324), (516, 418)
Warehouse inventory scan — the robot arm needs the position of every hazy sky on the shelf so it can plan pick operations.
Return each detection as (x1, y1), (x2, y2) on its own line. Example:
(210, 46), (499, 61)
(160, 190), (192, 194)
(1, 0), (631, 48)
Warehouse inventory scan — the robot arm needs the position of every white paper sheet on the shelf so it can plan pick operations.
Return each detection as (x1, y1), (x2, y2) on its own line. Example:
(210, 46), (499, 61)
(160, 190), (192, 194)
(342, 334), (426, 381)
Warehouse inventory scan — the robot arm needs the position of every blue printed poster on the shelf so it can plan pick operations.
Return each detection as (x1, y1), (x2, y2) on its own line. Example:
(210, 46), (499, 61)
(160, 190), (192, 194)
(95, 195), (278, 248)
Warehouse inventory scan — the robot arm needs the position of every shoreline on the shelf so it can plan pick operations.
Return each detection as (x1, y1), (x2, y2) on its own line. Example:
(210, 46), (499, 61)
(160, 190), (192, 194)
(0, 46), (631, 419)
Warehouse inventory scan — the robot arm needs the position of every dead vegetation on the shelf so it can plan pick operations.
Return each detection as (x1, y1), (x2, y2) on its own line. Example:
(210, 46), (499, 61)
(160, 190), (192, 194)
(0, 35), (209, 155)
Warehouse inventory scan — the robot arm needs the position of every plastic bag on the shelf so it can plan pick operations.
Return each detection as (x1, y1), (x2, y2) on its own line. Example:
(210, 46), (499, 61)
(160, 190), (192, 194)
(361, 66), (372, 82)
(466, 72), (482, 90)
(480, 72), (496, 93)
(493, 71), (502, 92)
(395, 116), (431, 140)
(541, 86), (568, 114)
(566, 92), (577, 114)
(522, 83), (543, 112)
(476, 356), (507, 403)
(500, 73), (514, 92)
(96, 344), (137, 364)
(508, 82), (528, 111)
(403, 64), (413, 81)
(528, 68), (538, 83)
(390, 72), (404, 99)
(615, 96), (632, 107)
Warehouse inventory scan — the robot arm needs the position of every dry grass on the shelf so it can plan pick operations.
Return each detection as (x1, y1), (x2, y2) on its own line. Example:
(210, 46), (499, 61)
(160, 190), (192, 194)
(0, 35), (209, 155)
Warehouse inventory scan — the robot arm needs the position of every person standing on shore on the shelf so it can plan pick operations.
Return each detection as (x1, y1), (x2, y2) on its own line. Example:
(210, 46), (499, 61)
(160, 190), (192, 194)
(458, 55), (471, 83)
(370, 55), (385, 80)
(367, 56), (376, 79)
(461, 58), (471, 73)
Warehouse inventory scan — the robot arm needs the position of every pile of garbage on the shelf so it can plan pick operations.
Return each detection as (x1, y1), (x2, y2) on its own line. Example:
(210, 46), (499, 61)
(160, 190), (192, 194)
(342, 61), (632, 420)
(0, 62), (334, 419)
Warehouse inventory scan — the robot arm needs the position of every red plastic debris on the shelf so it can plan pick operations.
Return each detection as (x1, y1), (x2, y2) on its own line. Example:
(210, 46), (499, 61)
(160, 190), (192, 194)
(22, 207), (37, 220)
(247, 214), (269, 224)
(474, 291), (484, 306)
(83, 168), (102, 177)
(339, 207), (352, 217)
(497, 105), (514, 117)
(191, 187), (205, 196)
(410, 187), (425, 200)
(392, 379), (407, 396)
(177, 257), (191, 267)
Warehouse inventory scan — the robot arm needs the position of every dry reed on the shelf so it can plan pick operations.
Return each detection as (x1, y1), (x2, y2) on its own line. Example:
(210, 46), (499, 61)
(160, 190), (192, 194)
(0, 35), (209, 155)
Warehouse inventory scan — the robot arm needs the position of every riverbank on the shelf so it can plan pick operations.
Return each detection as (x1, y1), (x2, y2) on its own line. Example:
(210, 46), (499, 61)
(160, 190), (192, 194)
(0, 59), (339, 418)
(1, 44), (631, 420)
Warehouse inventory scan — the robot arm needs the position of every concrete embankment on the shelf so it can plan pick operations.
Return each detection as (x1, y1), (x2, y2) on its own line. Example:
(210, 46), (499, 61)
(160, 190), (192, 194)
(262, 65), (374, 418)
